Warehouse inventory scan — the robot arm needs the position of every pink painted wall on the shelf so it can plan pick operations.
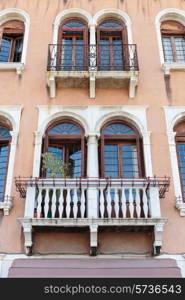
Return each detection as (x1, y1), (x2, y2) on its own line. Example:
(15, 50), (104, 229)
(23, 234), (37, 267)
(0, 0), (185, 255)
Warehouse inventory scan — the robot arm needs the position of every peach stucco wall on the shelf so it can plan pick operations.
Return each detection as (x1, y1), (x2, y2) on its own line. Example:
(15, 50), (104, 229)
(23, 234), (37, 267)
(0, 0), (185, 255)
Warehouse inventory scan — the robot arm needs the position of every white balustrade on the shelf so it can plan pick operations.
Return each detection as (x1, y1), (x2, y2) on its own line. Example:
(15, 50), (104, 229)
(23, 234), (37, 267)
(33, 186), (87, 219)
(97, 186), (151, 219)
(24, 179), (162, 220)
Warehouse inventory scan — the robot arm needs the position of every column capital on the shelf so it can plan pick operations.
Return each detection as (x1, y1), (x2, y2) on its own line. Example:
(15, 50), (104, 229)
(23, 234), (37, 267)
(89, 23), (96, 28)
(10, 131), (19, 145)
(142, 131), (151, 144)
(86, 133), (100, 144)
(167, 131), (176, 145)
(34, 131), (43, 145)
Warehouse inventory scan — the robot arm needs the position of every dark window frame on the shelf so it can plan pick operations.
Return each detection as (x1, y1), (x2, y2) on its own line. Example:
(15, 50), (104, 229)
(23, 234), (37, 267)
(0, 20), (24, 63)
(175, 134), (185, 200)
(41, 119), (86, 178)
(97, 18), (128, 71)
(0, 122), (11, 202)
(161, 20), (185, 63)
(57, 18), (88, 71)
(100, 120), (145, 178)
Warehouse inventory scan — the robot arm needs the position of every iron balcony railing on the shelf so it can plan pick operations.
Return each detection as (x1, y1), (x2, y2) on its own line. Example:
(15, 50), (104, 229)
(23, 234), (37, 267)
(47, 43), (139, 72)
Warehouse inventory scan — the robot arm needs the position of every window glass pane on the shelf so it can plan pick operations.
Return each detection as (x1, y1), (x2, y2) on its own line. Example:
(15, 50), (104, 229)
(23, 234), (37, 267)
(76, 37), (84, 71)
(63, 20), (85, 29)
(13, 38), (23, 62)
(68, 145), (81, 178)
(0, 38), (11, 62)
(48, 146), (63, 159)
(0, 144), (9, 202)
(122, 145), (139, 178)
(61, 38), (73, 70)
(99, 38), (110, 71)
(48, 122), (81, 135)
(162, 36), (174, 62)
(0, 126), (10, 139)
(104, 145), (118, 178)
(103, 123), (136, 135)
(112, 38), (123, 70)
(46, 146), (63, 178)
(177, 143), (185, 198)
(174, 37), (185, 62)
(99, 20), (123, 29)
(46, 144), (82, 178)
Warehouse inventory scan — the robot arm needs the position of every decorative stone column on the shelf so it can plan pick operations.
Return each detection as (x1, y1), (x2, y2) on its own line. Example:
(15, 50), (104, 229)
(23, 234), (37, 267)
(87, 133), (99, 178)
(89, 24), (96, 70)
(89, 24), (96, 98)
(86, 133), (99, 220)
(142, 131), (153, 177)
(167, 131), (182, 198)
(32, 131), (43, 177)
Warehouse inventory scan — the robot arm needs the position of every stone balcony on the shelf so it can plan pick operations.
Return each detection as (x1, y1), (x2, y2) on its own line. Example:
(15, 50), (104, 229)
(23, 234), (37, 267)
(15, 177), (169, 256)
(46, 43), (139, 99)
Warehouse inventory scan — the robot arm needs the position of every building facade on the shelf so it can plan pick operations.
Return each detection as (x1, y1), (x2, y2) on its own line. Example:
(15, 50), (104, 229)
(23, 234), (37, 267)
(0, 0), (185, 277)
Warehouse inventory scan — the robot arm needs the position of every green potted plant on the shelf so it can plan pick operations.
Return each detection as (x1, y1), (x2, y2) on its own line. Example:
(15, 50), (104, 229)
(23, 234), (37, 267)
(41, 152), (71, 178)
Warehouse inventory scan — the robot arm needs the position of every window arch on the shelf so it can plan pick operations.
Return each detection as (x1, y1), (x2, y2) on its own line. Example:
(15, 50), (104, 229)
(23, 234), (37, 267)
(174, 120), (185, 200)
(0, 123), (11, 202)
(0, 20), (24, 62)
(0, 9), (30, 65)
(100, 121), (144, 178)
(161, 20), (185, 63)
(155, 9), (185, 65)
(57, 18), (88, 71)
(42, 120), (85, 178)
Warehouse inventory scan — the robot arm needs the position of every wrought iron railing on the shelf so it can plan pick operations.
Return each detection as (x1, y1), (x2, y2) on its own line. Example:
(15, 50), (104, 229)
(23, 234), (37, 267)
(47, 43), (139, 72)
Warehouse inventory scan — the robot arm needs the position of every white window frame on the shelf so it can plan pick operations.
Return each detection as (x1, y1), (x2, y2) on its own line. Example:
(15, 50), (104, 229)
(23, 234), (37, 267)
(155, 8), (185, 75)
(0, 8), (30, 74)
(163, 106), (185, 216)
(0, 106), (22, 215)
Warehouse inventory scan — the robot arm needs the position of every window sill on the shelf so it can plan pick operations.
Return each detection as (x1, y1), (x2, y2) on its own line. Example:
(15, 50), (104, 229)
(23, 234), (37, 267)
(0, 197), (13, 216)
(0, 62), (25, 75)
(162, 62), (185, 75)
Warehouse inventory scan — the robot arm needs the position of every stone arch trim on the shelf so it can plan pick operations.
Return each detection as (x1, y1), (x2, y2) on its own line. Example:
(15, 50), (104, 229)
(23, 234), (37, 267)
(38, 111), (89, 136)
(94, 111), (145, 137)
(163, 107), (185, 201)
(94, 109), (152, 177)
(53, 8), (93, 44)
(0, 8), (30, 64)
(0, 106), (22, 213)
(93, 9), (132, 43)
(0, 110), (16, 131)
(171, 112), (185, 132)
(33, 108), (89, 177)
(155, 8), (185, 26)
(155, 8), (185, 65)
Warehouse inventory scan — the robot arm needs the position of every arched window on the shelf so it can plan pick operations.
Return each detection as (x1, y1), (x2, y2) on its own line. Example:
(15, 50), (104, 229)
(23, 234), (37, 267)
(100, 121), (144, 178)
(0, 20), (24, 62)
(174, 121), (185, 199)
(97, 19), (127, 70)
(161, 20), (185, 63)
(42, 120), (85, 178)
(0, 123), (11, 201)
(57, 18), (88, 71)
